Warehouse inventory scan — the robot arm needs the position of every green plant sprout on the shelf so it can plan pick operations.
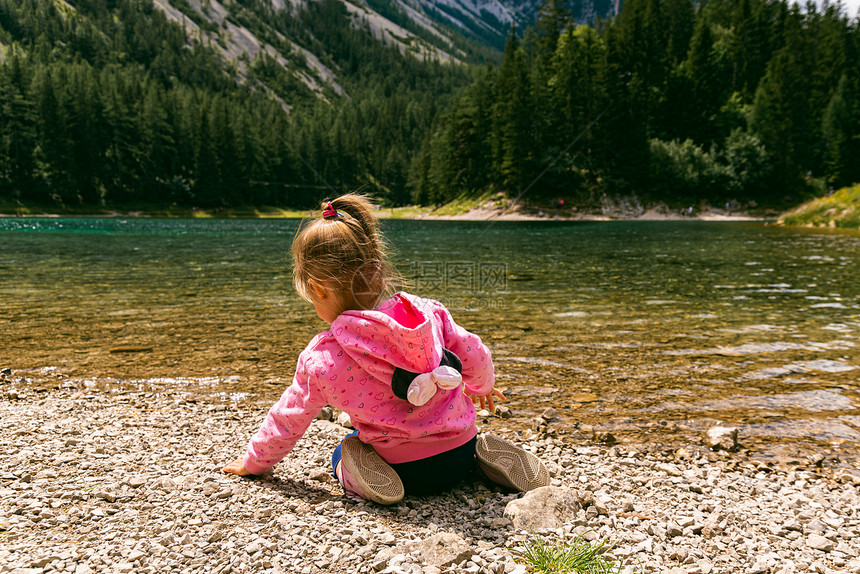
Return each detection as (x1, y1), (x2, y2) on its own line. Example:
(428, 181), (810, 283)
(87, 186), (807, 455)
(512, 530), (623, 574)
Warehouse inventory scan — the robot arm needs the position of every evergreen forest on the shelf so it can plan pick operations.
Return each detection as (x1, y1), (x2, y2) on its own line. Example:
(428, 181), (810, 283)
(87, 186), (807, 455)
(0, 0), (858, 211)
(419, 0), (860, 208)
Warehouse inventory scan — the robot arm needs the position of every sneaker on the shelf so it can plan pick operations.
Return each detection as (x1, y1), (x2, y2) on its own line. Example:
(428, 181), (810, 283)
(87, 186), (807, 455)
(475, 434), (550, 492)
(339, 437), (404, 505)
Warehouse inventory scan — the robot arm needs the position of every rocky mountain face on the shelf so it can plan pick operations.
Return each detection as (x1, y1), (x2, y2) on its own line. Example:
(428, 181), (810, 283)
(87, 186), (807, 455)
(145, 0), (619, 101)
(401, 0), (618, 49)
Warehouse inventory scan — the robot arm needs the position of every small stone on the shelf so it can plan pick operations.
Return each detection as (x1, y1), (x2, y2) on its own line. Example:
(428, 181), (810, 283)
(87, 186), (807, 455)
(96, 490), (116, 503)
(377, 533), (473, 570)
(656, 463), (682, 477)
(593, 496), (610, 515)
(805, 519), (827, 534)
(31, 556), (58, 568)
(705, 426), (739, 451)
(308, 469), (332, 483)
(540, 407), (558, 421)
(494, 406), (512, 419)
(316, 406), (334, 421)
(702, 515), (724, 539)
(807, 534), (836, 552)
(749, 557), (769, 574)
(669, 547), (688, 562)
(155, 476), (176, 491)
(127, 476), (146, 488)
(666, 520), (683, 538)
(336, 411), (353, 429)
(379, 532), (396, 545)
(593, 431), (616, 445)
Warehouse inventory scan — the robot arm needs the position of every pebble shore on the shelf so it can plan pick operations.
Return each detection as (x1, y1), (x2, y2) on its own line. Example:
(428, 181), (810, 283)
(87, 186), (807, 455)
(2, 378), (859, 574)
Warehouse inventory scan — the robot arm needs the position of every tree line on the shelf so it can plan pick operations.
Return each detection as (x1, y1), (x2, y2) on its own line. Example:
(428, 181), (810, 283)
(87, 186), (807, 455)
(416, 0), (860, 208)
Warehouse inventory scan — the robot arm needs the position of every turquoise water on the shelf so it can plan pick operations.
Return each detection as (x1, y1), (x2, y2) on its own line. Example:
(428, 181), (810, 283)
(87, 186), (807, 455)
(1, 218), (858, 463)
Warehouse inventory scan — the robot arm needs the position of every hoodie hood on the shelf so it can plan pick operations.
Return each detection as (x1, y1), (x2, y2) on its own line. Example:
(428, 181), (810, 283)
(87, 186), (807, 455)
(330, 292), (445, 381)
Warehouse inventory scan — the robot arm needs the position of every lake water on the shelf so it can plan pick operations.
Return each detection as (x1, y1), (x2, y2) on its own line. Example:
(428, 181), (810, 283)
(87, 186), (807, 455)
(1, 218), (858, 466)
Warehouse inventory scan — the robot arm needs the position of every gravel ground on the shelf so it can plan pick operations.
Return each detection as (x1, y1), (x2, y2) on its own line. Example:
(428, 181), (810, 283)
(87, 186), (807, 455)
(2, 374), (859, 574)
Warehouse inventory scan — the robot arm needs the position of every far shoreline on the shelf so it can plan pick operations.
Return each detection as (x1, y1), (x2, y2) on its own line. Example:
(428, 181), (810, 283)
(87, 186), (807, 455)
(0, 202), (774, 222)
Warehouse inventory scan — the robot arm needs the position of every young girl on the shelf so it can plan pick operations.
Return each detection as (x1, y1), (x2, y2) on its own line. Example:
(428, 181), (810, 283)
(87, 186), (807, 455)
(222, 194), (549, 504)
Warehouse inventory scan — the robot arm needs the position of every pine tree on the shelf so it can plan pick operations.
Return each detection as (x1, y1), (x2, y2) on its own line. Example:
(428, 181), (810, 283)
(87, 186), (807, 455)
(33, 67), (74, 202)
(684, 18), (724, 145)
(492, 28), (535, 195)
(750, 6), (814, 196)
(140, 81), (177, 202)
(193, 104), (222, 207)
(730, 0), (774, 99)
(0, 53), (38, 201)
(66, 63), (107, 205)
(551, 26), (608, 185)
(662, 0), (694, 67)
(822, 75), (853, 186)
(604, 14), (651, 192)
(534, 0), (573, 63)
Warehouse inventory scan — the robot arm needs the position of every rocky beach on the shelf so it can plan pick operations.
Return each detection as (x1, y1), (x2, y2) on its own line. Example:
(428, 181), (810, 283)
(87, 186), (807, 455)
(2, 370), (859, 574)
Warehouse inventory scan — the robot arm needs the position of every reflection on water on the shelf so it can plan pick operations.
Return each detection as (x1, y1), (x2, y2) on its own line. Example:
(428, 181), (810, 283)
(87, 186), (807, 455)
(647, 389), (854, 412)
(1, 218), (858, 464)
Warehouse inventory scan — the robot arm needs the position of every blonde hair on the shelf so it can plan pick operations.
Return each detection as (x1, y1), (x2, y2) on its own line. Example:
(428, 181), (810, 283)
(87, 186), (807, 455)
(292, 194), (400, 312)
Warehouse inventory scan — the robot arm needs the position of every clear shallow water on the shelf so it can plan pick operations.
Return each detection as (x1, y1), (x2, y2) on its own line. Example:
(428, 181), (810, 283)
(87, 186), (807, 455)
(1, 218), (858, 464)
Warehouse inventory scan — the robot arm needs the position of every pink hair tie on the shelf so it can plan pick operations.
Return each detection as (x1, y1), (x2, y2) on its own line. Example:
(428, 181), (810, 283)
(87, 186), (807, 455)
(322, 202), (341, 219)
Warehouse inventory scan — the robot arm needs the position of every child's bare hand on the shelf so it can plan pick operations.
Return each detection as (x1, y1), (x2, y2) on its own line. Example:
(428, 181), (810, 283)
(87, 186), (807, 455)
(467, 388), (506, 413)
(222, 459), (252, 476)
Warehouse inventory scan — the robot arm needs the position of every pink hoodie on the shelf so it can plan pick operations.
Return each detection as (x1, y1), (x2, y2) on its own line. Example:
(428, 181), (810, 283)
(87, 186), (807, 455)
(243, 292), (494, 474)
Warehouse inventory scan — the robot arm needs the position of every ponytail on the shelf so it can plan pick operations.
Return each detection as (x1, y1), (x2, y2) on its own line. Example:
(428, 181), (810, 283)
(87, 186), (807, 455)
(292, 193), (401, 312)
(326, 195), (381, 251)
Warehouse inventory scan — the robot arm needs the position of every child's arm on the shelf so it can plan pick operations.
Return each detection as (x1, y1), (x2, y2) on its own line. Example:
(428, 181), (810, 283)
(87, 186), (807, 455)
(433, 301), (495, 397)
(224, 351), (327, 476)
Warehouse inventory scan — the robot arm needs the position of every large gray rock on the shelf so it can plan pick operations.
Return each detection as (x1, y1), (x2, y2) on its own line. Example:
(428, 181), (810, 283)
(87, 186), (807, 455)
(705, 426), (739, 451)
(375, 532), (473, 569)
(504, 486), (582, 530)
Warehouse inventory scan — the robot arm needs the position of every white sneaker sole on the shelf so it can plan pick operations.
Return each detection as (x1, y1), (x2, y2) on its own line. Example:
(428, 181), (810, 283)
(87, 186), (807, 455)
(476, 434), (550, 492)
(340, 437), (404, 505)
